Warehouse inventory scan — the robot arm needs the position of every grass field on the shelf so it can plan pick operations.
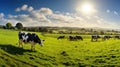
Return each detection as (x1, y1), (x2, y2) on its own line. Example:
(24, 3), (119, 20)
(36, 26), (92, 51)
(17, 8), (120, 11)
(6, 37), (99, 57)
(0, 29), (120, 67)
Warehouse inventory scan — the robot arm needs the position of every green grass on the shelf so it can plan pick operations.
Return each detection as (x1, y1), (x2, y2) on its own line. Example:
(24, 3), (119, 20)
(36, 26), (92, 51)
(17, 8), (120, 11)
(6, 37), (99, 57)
(0, 29), (120, 67)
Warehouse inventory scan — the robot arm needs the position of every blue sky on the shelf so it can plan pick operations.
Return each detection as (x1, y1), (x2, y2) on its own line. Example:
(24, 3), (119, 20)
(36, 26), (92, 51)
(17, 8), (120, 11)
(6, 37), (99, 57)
(0, 0), (120, 29)
(0, 0), (75, 15)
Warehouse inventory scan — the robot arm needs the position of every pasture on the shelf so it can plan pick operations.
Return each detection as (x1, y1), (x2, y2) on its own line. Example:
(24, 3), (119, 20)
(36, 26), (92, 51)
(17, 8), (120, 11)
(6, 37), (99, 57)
(0, 29), (120, 67)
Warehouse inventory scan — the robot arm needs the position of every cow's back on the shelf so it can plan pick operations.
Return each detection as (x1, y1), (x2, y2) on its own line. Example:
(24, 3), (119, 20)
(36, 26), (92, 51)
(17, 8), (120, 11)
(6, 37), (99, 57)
(31, 34), (41, 43)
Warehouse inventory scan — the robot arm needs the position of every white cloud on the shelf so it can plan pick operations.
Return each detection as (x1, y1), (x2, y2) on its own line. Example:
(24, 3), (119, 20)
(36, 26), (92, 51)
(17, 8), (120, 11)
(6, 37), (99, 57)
(29, 10), (47, 20)
(8, 7), (120, 28)
(114, 11), (118, 15)
(21, 4), (28, 11)
(0, 13), (9, 25)
(0, 5), (120, 29)
(39, 8), (53, 15)
(8, 15), (17, 18)
(28, 6), (34, 12)
(15, 8), (21, 12)
(0, 13), (4, 18)
(15, 4), (34, 12)
(106, 9), (110, 13)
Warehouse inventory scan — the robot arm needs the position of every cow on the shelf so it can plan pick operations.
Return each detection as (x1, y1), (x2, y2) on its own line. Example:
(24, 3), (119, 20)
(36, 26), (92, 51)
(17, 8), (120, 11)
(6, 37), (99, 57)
(114, 35), (120, 39)
(18, 31), (44, 51)
(57, 36), (65, 40)
(102, 35), (112, 41)
(68, 36), (77, 41)
(91, 35), (101, 42)
(76, 36), (83, 41)
(68, 36), (83, 41)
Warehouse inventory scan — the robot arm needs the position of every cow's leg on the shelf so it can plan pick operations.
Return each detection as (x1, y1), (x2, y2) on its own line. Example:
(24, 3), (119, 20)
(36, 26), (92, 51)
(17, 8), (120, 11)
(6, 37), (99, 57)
(91, 38), (93, 41)
(18, 40), (20, 47)
(31, 41), (35, 51)
(19, 39), (23, 48)
(96, 38), (98, 41)
(33, 43), (36, 51)
(31, 41), (33, 51)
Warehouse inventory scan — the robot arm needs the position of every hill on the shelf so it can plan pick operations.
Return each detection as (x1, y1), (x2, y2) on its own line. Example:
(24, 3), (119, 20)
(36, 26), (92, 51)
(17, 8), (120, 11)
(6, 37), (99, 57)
(0, 29), (120, 67)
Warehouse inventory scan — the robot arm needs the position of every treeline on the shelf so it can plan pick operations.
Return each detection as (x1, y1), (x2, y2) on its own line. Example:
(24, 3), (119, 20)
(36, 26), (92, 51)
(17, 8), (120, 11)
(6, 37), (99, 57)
(0, 22), (23, 30)
(23, 27), (51, 32)
(0, 22), (52, 33)
(57, 30), (118, 35)
(0, 22), (120, 35)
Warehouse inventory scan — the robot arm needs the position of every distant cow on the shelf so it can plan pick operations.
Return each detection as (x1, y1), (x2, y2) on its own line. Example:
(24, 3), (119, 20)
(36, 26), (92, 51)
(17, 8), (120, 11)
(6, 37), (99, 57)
(91, 35), (101, 41)
(76, 36), (83, 41)
(68, 36), (77, 41)
(102, 35), (112, 40)
(68, 36), (83, 41)
(57, 36), (65, 40)
(114, 35), (120, 39)
(18, 32), (44, 51)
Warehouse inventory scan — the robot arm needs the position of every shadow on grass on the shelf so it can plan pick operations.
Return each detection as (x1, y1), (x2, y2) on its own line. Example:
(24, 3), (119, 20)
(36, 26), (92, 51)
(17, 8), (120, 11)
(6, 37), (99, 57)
(0, 44), (34, 55)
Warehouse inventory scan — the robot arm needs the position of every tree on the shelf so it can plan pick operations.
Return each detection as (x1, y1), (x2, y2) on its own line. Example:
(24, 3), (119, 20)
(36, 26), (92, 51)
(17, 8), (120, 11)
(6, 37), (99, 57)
(48, 29), (53, 33)
(100, 31), (104, 35)
(6, 22), (12, 29)
(15, 22), (23, 29)
(39, 27), (48, 32)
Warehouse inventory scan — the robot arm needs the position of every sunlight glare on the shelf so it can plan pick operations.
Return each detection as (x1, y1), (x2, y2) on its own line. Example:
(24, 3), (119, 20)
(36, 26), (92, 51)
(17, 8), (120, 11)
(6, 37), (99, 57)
(76, 2), (96, 15)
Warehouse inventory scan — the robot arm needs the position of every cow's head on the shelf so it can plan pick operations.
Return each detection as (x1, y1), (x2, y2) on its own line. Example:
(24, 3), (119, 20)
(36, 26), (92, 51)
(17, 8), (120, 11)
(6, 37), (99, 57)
(39, 40), (45, 47)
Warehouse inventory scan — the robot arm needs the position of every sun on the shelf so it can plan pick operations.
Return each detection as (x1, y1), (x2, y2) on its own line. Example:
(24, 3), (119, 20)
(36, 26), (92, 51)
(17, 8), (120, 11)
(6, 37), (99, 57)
(76, 2), (96, 15)
(81, 3), (93, 14)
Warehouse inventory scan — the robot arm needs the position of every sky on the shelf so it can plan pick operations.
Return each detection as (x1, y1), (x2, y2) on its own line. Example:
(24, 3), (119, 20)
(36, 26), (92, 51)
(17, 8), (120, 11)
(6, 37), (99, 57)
(0, 0), (120, 29)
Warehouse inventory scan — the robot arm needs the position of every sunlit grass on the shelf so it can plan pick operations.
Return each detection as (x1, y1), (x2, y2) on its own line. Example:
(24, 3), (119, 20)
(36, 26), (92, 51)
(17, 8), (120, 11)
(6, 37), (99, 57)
(0, 29), (120, 66)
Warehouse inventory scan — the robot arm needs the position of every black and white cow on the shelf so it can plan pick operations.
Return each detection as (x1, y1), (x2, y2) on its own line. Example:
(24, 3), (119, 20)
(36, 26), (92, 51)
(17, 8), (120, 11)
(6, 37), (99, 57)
(91, 35), (101, 42)
(102, 35), (112, 41)
(114, 35), (120, 39)
(68, 36), (83, 41)
(18, 31), (44, 51)
(68, 36), (77, 41)
(76, 36), (83, 41)
(57, 36), (65, 40)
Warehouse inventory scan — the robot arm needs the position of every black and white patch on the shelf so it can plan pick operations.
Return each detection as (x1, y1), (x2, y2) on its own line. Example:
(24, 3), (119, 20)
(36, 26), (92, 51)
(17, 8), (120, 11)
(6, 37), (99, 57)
(18, 31), (44, 51)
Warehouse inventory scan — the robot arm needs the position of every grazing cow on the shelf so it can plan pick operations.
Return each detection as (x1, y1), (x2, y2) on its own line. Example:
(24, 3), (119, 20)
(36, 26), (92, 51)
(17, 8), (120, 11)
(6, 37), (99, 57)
(114, 35), (120, 39)
(76, 36), (83, 41)
(102, 35), (112, 41)
(18, 32), (44, 51)
(57, 36), (65, 40)
(68, 36), (77, 41)
(68, 36), (83, 41)
(91, 35), (101, 42)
